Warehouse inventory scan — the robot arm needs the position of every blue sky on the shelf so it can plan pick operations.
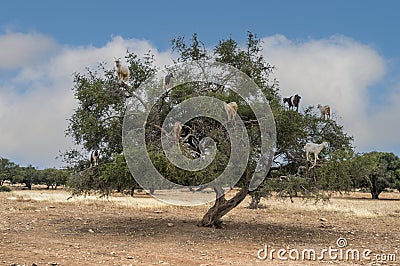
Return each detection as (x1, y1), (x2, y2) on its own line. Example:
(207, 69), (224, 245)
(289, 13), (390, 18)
(3, 1), (399, 52)
(1, 0), (400, 168)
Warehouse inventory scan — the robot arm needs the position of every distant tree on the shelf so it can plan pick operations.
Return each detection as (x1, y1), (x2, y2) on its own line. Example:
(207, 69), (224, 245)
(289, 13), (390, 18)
(39, 168), (69, 189)
(0, 158), (68, 190)
(0, 158), (18, 185)
(0, 185), (11, 192)
(10, 165), (38, 190)
(351, 152), (400, 199)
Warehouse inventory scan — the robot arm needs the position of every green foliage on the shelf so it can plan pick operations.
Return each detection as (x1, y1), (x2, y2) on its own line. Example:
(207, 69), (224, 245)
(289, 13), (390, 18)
(214, 32), (277, 95)
(0, 157), (67, 189)
(39, 168), (69, 189)
(350, 151), (400, 199)
(316, 149), (354, 191)
(13, 165), (38, 190)
(67, 167), (102, 196)
(0, 186), (11, 192)
(100, 153), (137, 194)
(64, 52), (157, 162)
(0, 158), (18, 185)
(62, 51), (158, 196)
(67, 153), (138, 197)
(394, 180), (400, 193)
(171, 33), (209, 62)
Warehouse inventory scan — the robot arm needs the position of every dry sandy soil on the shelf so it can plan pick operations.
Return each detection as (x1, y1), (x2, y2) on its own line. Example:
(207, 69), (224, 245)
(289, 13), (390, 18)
(1, 187), (400, 266)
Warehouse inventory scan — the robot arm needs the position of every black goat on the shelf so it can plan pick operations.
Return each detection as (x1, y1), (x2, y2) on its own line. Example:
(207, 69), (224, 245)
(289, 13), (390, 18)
(164, 73), (174, 90)
(283, 94), (301, 112)
(89, 150), (100, 167)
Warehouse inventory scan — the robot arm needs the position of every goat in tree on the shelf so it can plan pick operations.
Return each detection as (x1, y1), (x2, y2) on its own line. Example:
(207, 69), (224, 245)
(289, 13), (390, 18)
(183, 134), (203, 156)
(317, 104), (331, 120)
(304, 141), (329, 168)
(153, 121), (183, 147)
(172, 121), (182, 143)
(283, 94), (301, 111)
(115, 58), (130, 83)
(89, 150), (100, 167)
(225, 101), (238, 124)
(180, 123), (206, 158)
(164, 73), (174, 90)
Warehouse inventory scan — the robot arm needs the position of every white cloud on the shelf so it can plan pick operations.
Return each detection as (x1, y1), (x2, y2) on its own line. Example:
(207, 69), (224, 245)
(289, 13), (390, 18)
(0, 31), (59, 70)
(260, 34), (399, 154)
(0, 32), (175, 168)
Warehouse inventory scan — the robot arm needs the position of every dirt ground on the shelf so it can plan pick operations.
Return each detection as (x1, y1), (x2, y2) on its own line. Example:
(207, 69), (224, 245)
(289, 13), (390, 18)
(1, 188), (400, 266)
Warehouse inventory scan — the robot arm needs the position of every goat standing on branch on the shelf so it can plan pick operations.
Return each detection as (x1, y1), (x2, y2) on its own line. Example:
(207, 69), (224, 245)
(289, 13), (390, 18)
(305, 141), (329, 168)
(317, 104), (331, 120)
(173, 121), (182, 143)
(115, 58), (130, 84)
(180, 123), (205, 157)
(153, 121), (183, 147)
(283, 94), (301, 111)
(225, 101), (238, 124)
(90, 150), (100, 167)
(183, 134), (203, 157)
(164, 73), (174, 90)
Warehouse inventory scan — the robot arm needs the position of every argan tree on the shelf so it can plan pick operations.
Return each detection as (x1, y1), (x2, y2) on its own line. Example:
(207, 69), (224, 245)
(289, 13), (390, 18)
(350, 151), (400, 199)
(0, 158), (18, 186)
(65, 32), (354, 227)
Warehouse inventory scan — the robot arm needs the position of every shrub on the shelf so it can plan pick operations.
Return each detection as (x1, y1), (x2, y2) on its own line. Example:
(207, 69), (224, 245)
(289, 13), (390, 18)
(0, 186), (11, 192)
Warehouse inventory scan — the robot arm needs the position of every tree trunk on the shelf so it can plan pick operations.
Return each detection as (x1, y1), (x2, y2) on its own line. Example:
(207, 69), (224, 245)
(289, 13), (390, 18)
(249, 194), (261, 209)
(198, 184), (249, 228)
(149, 187), (155, 195)
(371, 191), (380, 200)
(370, 180), (381, 200)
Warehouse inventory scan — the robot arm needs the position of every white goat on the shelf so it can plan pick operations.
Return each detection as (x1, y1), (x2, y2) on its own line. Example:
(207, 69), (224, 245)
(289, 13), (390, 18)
(115, 58), (130, 83)
(225, 101), (238, 122)
(305, 141), (329, 167)
(90, 150), (100, 167)
(172, 121), (182, 143)
(317, 104), (331, 120)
